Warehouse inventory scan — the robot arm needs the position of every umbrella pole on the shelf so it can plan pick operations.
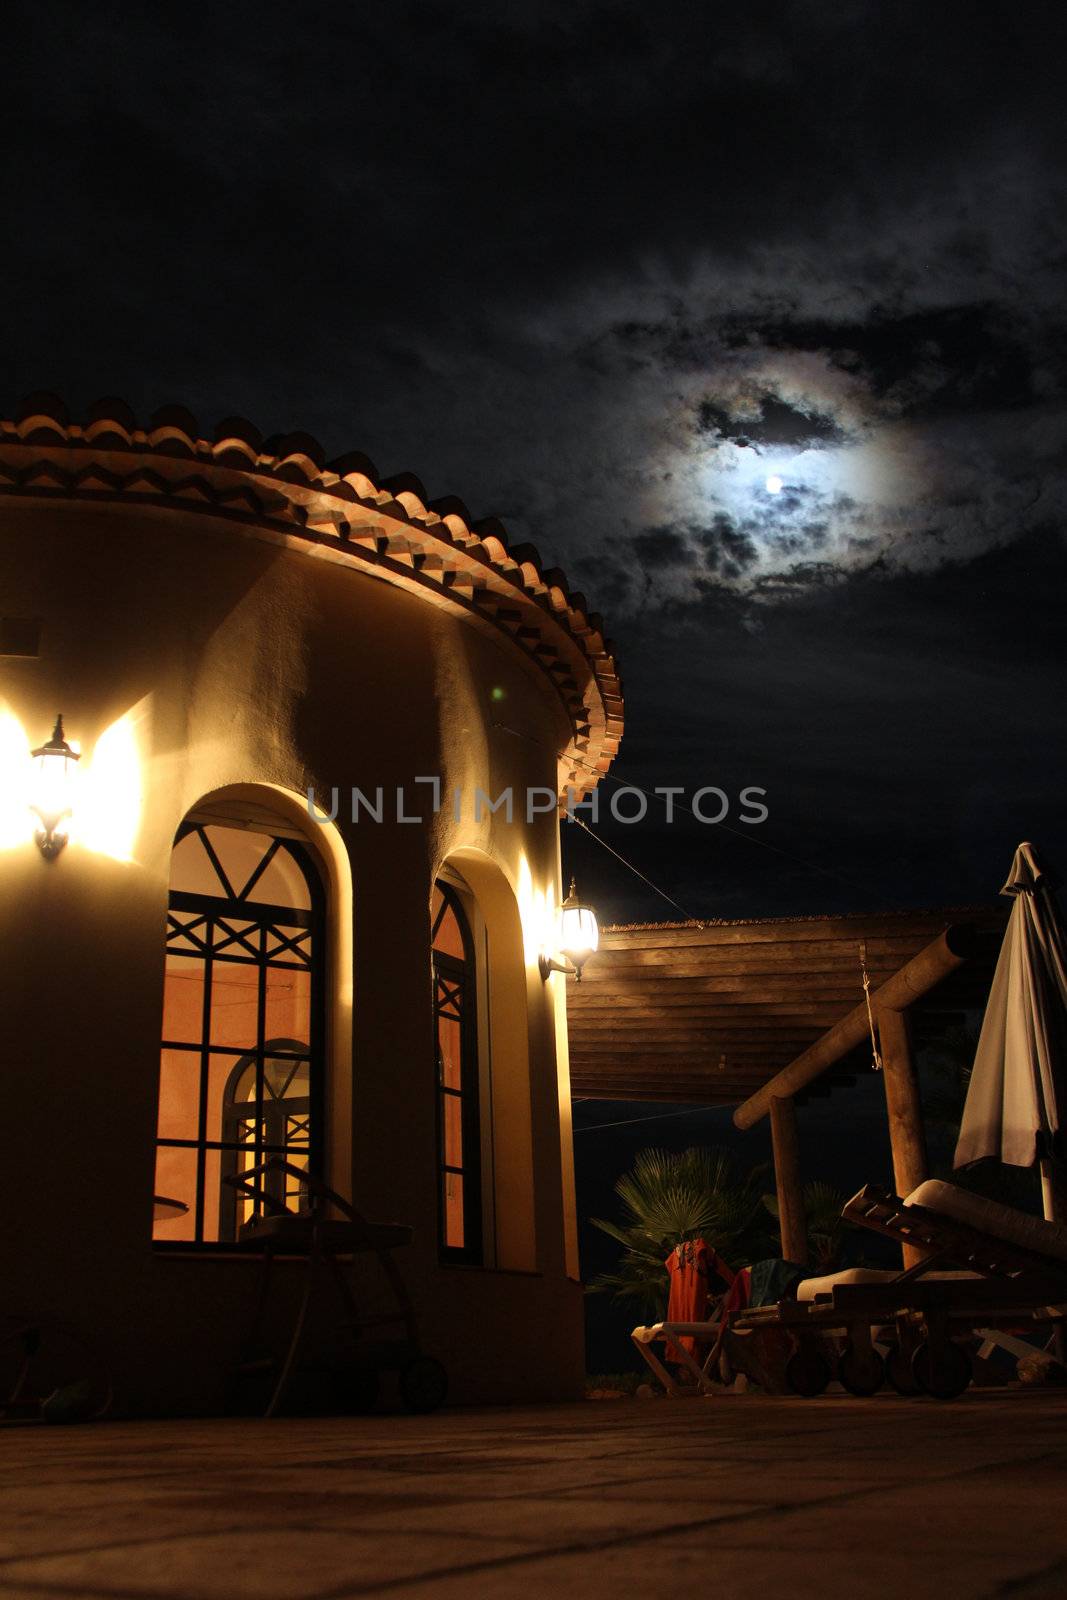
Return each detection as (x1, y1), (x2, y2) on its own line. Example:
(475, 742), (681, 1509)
(769, 1095), (808, 1267)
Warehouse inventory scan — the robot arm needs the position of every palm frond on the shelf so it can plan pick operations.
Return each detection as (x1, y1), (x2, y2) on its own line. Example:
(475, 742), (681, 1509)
(586, 1145), (777, 1317)
(760, 1180), (847, 1269)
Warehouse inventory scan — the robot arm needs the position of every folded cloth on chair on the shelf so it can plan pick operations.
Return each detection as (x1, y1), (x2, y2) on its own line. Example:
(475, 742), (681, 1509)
(749, 1258), (808, 1306)
(797, 1267), (899, 1303)
(905, 1180), (1067, 1263)
(798, 1266), (983, 1304)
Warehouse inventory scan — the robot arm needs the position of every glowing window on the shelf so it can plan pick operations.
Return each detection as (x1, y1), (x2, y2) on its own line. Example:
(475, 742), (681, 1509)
(153, 821), (324, 1245)
(431, 880), (482, 1263)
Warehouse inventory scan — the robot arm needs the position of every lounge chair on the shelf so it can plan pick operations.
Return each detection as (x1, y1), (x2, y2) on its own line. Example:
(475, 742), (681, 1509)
(729, 1179), (1067, 1399)
(631, 1314), (726, 1396)
(632, 1261), (805, 1397)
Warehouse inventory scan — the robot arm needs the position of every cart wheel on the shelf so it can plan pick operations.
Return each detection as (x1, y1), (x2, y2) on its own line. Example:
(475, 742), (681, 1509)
(785, 1345), (831, 1397)
(912, 1340), (972, 1400)
(337, 1366), (380, 1415)
(837, 1341), (885, 1397)
(399, 1355), (448, 1414)
(885, 1342), (921, 1397)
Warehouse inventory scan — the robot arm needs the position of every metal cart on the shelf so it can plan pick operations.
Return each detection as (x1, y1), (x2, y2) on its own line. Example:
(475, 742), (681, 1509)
(226, 1158), (448, 1417)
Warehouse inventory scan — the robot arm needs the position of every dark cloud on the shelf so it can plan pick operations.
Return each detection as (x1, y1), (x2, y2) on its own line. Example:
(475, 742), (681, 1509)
(698, 516), (761, 579)
(744, 303), (1050, 420)
(696, 395), (847, 449)
(573, 555), (633, 614)
(631, 527), (699, 571)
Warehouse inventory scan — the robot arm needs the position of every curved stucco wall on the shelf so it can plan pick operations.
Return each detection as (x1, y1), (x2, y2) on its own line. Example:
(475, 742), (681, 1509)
(0, 495), (584, 1411)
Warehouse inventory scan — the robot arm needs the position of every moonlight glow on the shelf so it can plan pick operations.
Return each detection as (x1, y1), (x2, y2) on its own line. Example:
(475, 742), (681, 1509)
(765, 474), (783, 495)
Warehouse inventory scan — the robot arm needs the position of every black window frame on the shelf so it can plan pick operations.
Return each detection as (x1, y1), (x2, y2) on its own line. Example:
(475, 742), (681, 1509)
(154, 821), (326, 1250)
(218, 1037), (314, 1240)
(431, 880), (483, 1265)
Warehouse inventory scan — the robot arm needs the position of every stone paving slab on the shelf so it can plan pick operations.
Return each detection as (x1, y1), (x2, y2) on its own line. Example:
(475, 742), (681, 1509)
(1, 1392), (1065, 1599)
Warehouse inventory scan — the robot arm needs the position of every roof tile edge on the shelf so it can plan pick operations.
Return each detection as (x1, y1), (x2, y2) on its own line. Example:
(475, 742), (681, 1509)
(0, 395), (623, 798)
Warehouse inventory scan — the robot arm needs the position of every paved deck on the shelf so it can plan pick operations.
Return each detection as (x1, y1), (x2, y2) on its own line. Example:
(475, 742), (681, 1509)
(2, 1393), (1066, 1599)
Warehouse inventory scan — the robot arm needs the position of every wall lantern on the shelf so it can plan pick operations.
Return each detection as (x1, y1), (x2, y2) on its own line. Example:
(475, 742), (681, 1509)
(30, 714), (80, 858)
(539, 877), (599, 983)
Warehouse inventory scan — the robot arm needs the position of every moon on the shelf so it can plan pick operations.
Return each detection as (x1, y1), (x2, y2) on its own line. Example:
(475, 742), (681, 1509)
(765, 474), (783, 495)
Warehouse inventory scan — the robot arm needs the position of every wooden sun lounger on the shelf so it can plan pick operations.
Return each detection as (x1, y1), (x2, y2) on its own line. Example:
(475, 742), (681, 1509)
(631, 1315), (726, 1397)
(842, 1184), (1067, 1282)
(728, 1183), (1067, 1399)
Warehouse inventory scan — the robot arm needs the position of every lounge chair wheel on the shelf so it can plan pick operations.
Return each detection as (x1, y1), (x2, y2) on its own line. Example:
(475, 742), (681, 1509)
(885, 1343), (921, 1397)
(399, 1355), (448, 1414)
(837, 1341), (885, 1397)
(911, 1340), (971, 1400)
(785, 1346), (831, 1398)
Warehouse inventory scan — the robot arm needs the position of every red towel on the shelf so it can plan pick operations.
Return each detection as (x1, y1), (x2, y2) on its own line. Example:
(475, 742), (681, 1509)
(664, 1240), (736, 1356)
(720, 1265), (752, 1318)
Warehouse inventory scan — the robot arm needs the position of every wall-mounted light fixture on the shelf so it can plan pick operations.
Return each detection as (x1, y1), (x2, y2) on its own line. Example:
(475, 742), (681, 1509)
(539, 877), (599, 983)
(30, 714), (80, 858)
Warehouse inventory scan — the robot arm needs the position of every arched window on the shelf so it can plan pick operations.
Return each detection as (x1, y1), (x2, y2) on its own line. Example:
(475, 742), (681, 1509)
(431, 879), (482, 1263)
(153, 819), (325, 1245)
(217, 1039), (313, 1238)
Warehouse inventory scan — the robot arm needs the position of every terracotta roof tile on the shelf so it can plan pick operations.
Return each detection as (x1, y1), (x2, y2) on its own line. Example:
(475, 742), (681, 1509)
(0, 393), (623, 797)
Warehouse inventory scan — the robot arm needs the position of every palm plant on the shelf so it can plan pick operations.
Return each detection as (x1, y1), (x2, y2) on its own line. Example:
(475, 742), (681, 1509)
(762, 1180), (847, 1271)
(587, 1146), (774, 1320)
(922, 1025), (979, 1138)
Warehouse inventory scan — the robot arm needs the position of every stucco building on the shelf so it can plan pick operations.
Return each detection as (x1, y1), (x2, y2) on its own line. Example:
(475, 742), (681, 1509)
(0, 394), (623, 1414)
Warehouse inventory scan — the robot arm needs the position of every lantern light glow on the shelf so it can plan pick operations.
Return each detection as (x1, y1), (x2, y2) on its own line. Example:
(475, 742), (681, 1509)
(30, 714), (80, 858)
(539, 877), (599, 983)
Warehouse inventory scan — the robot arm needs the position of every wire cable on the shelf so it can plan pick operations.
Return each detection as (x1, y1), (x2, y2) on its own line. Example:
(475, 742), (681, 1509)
(567, 813), (705, 925)
(492, 716), (876, 904)
(572, 1103), (723, 1134)
(598, 769), (876, 899)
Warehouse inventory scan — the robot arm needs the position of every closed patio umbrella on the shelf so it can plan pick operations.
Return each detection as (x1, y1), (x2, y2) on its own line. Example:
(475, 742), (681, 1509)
(954, 842), (1067, 1221)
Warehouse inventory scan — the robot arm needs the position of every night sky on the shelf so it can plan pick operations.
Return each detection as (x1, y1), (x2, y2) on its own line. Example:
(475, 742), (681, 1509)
(5, 0), (1066, 927)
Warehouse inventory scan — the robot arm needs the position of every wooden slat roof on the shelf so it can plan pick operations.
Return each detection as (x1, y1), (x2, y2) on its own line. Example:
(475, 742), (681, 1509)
(565, 906), (1006, 1105)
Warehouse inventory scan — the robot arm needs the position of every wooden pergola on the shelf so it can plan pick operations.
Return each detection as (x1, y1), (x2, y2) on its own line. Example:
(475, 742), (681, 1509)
(566, 907), (1005, 1265)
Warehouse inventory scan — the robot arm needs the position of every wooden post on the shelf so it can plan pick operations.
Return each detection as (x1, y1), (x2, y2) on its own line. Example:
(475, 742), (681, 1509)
(878, 1006), (927, 1267)
(1039, 1157), (1067, 1224)
(769, 1095), (808, 1266)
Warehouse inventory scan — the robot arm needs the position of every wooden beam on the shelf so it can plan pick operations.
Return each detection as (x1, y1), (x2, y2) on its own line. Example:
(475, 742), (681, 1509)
(567, 1027), (828, 1044)
(570, 1048), (817, 1062)
(571, 1089), (742, 1105)
(568, 1003), (848, 1020)
(597, 916), (971, 949)
(579, 953), (921, 979)
(570, 1074), (756, 1087)
(568, 984), (893, 1004)
(878, 1007), (928, 1268)
(769, 1097), (808, 1266)
(584, 944), (944, 974)
(733, 925), (979, 1130)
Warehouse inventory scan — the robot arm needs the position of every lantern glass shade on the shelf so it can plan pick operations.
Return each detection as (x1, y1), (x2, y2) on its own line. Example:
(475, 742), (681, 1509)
(30, 715), (80, 854)
(558, 881), (599, 967)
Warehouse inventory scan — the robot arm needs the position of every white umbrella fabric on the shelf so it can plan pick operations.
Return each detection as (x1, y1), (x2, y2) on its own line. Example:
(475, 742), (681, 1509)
(954, 842), (1067, 1221)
